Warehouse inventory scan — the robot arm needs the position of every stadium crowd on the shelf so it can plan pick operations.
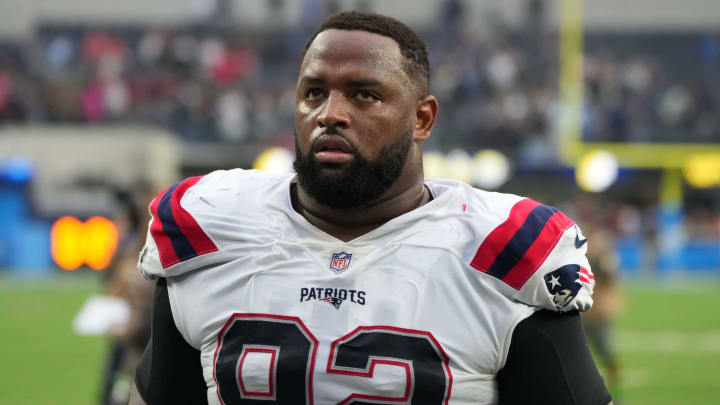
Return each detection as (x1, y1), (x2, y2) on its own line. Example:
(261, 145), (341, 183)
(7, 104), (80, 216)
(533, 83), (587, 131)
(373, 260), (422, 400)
(0, 0), (718, 155)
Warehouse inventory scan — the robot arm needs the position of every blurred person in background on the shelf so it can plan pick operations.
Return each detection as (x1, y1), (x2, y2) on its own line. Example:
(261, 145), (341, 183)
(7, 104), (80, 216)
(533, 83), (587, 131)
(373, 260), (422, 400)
(581, 217), (625, 404)
(129, 11), (611, 405)
(100, 187), (155, 405)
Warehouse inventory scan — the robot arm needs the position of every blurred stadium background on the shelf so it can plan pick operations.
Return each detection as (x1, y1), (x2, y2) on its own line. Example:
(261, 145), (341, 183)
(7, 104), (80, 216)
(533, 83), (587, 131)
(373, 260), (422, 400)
(0, 0), (719, 404)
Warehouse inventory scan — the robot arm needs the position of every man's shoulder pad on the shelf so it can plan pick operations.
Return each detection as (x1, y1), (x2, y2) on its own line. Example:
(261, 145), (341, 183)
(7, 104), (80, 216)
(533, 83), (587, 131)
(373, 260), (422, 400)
(149, 175), (219, 269)
(469, 197), (575, 290)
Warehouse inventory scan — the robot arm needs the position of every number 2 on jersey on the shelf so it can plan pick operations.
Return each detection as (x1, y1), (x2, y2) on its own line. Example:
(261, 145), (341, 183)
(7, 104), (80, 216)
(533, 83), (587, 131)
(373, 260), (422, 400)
(213, 314), (453, 404)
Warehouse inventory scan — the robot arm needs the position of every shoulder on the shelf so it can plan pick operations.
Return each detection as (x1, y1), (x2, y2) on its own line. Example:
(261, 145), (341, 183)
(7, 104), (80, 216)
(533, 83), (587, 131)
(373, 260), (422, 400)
(427, 179), (530, 228)
(452, 184), (594, 312)
(139, 169), (292, 278)
(145, 173), (220, 271)
(164, 169), (289, 217)
(467, 192), (575, 289)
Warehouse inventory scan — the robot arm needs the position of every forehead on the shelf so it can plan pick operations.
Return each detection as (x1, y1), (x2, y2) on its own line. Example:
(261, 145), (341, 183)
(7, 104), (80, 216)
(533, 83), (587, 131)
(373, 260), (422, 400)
(300, 29), (407, 82)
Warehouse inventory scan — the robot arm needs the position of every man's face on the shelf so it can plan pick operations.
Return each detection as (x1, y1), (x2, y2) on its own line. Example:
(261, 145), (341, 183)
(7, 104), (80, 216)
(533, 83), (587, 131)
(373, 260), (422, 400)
(294, 29), (419, 209)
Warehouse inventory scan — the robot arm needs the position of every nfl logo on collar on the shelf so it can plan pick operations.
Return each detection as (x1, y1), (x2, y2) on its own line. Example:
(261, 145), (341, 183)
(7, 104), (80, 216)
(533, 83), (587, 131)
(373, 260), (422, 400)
(329, 252), (352, 273)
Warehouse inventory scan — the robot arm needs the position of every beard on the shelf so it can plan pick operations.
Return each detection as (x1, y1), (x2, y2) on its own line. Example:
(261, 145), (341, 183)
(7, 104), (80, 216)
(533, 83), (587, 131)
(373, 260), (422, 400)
(293, 129), (412, 210)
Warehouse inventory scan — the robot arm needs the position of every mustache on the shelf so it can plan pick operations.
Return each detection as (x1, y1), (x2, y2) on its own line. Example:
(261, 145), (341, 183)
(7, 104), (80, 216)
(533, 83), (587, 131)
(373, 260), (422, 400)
(315, 127), (359, 152)
(320, 126), (349, 141)
(293, 127), (359, 157)
(322, 126), (344, 136)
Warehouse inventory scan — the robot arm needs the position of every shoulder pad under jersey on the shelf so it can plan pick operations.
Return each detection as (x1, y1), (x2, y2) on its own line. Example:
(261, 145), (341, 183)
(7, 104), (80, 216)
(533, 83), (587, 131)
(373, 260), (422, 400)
(469, 197), (595, 312)
(138, 174), (221, 279)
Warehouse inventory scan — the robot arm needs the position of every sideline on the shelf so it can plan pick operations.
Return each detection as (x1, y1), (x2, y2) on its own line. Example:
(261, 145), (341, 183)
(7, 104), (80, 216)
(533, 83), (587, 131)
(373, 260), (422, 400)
(616, 330), (720, 353)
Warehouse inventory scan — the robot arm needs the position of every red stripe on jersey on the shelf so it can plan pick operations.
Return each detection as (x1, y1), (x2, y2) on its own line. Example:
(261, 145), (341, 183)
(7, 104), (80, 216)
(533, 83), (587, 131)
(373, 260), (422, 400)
(580, 266), (595, 280)
(502, 210), (574, 289)
(170, 176), (218, 257)
(579, 274), (591, 284)
(149, 185), (180, 268)
(470, 198), (541, 272)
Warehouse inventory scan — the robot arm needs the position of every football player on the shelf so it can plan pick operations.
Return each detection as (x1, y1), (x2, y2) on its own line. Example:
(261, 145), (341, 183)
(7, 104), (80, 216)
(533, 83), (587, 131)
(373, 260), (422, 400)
(129, 11), (612, 405)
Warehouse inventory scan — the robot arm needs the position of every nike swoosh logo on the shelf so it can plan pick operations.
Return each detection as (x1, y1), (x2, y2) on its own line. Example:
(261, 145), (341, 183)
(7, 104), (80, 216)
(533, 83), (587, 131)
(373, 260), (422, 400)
(575, 233), (588, 249)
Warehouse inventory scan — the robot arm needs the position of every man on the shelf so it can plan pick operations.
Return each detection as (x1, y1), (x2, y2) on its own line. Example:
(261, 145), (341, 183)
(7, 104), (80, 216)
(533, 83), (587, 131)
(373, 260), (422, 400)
(581, 224), (624, 402)
(130, 11), (612, 405)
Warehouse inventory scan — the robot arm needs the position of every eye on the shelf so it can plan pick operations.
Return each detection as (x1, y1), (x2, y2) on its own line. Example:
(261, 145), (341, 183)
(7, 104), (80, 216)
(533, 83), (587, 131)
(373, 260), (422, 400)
(304, 89), (324, 100)
(356, 90), (379, 102)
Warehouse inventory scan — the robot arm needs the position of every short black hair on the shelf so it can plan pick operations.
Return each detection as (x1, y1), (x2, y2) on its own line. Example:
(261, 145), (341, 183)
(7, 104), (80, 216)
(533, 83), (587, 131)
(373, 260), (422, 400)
(302, 11), (430, 95)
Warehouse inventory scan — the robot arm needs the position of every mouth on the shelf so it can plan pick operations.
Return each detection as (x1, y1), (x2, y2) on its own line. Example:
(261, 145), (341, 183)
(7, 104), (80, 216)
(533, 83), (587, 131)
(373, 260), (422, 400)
(312, 135), (355, 165)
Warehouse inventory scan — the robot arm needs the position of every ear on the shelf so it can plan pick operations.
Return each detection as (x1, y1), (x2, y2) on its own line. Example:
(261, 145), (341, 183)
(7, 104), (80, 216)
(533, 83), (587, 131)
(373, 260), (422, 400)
(413, 95), (439, 143)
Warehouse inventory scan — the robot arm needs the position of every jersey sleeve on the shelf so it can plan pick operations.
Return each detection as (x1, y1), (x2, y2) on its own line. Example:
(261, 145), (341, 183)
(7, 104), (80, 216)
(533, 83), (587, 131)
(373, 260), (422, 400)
(469, 198), (595, 312)
(138, 175), (221, 279)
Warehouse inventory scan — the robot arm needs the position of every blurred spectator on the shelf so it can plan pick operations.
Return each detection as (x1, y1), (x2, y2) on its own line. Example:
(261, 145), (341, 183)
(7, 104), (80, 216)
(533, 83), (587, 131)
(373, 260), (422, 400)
(0, 11), (717, 153)
(216, 88), (250, 141)
(580, 218), (625, 403)
(100, 187), (155, 405)
(0, 69), (27, 121)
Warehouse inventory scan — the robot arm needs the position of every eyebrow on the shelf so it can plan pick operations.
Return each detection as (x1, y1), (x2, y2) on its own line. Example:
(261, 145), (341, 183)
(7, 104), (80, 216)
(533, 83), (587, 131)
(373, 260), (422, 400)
(347, 79), (382, 88)
(300, 76), (382, 88)
(300, 76), (325, 86)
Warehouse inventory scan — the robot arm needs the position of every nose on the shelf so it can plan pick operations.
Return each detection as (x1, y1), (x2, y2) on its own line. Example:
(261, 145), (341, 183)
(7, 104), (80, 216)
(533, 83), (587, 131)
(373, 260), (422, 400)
(317, 91), (350, 130)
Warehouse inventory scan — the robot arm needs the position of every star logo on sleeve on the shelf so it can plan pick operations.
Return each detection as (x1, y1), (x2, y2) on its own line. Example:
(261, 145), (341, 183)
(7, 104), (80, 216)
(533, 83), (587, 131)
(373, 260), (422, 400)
(546, 274), (561, 290)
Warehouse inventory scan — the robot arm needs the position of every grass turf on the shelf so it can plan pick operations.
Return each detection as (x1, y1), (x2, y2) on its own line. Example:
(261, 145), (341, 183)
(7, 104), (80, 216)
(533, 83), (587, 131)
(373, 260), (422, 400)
(0, 273), (108, 405)
(0, 273), (718, 404)
(608, 282), (720, 404)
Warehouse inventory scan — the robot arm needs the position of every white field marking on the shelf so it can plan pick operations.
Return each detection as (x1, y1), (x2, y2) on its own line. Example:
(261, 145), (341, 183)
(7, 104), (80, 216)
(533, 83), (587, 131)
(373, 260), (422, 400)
(615, 330), (720, 353)
(620, 368), (651, 388)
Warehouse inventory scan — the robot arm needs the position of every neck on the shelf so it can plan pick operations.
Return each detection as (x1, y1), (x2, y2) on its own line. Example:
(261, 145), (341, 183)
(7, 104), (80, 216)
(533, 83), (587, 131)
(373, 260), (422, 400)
(292, 175), (430, 242)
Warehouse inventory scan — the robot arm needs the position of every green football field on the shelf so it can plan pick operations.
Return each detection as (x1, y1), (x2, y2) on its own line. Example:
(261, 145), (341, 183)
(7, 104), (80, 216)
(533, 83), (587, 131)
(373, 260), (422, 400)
(1, 273), (718, 404)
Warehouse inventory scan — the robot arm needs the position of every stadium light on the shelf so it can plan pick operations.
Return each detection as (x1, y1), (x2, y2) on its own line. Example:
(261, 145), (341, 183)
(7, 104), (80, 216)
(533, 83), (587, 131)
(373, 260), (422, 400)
(445, 149), (474, 184)
(472, 149), (511, 190)
(252, 147), (294, 173)
(575, 150), (619, 192)
(683, 153), (720, 188)
(83, 217), (119, 270)
(423, 151), (446, 178)
(51, 217), (85, 270)
(51, 216), (118, 271)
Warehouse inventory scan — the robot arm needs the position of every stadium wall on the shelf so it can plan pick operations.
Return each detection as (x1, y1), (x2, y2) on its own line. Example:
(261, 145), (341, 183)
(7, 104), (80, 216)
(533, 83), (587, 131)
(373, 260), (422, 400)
(0, 126), (179, 274)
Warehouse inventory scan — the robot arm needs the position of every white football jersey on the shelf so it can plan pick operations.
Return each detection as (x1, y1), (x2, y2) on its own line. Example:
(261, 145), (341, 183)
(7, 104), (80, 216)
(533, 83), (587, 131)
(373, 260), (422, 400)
(138, 169), (594, 405)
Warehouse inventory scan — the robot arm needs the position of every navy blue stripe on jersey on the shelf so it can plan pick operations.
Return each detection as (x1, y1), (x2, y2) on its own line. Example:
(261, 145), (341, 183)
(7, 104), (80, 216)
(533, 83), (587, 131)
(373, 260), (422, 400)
(156, 182), (199, 263)
(486, 205), (558, 280)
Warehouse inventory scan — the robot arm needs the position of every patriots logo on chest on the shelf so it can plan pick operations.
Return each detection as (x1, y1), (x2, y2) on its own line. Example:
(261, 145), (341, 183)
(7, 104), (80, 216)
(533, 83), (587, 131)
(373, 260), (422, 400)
(319, 296), (344, 309)
(299, 287), (366, 309)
